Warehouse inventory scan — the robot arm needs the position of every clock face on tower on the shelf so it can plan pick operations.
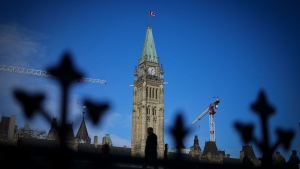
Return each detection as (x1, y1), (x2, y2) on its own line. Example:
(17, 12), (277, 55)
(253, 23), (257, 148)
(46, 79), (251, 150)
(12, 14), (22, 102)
(148, 67), (155, 75)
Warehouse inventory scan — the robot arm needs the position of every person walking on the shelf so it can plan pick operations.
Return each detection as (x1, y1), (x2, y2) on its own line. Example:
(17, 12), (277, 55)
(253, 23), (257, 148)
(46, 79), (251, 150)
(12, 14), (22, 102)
(273, 151), (286, 169)
(143, 127), (158, 169)
(242, 155), (254, 169)
(286, 150), (300, 169)
(101, 143), (110, 154)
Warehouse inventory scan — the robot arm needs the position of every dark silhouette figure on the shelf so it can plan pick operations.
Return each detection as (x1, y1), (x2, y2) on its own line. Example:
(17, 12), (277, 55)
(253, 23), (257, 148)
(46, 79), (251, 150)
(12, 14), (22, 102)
(242, 155), (254, 169)
(101, 143), (110, 154)
(143, 127), (158, 169)
(286, 150), (300, 169)
(273, 151), (286, 169)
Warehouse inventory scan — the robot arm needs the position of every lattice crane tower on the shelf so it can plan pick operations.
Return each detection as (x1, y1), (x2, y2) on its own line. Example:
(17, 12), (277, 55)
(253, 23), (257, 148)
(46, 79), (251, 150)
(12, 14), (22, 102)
(0, 64), (107, 84)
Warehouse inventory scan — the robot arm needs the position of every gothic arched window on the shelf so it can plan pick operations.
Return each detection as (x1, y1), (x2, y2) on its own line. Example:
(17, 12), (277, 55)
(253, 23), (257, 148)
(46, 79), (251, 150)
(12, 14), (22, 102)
(153, 107), (156, 115)
(152, 88), (154, 98)
(147, 106), (150, 115)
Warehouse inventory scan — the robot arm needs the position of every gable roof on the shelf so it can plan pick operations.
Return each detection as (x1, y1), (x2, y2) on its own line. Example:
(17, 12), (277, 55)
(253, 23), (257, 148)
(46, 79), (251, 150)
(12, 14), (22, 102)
(242, 145), (257, 160)
(202, 141), (219, 156)
(46, 117), (75, 142)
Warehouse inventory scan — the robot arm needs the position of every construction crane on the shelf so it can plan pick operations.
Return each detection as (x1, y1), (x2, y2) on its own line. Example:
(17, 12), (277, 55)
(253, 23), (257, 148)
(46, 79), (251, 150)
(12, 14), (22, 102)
(17, 128), (47, 139)
(191, 97), (220, 142)
(0, 64), (107, 84)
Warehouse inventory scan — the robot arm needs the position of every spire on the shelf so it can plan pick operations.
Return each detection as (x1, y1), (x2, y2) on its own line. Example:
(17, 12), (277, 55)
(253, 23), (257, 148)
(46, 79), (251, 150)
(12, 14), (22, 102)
(76, 117), (91, 144)
(46, 117), (59, 140)
(139, 25), (159, 64)
(194, 135), (200, 147)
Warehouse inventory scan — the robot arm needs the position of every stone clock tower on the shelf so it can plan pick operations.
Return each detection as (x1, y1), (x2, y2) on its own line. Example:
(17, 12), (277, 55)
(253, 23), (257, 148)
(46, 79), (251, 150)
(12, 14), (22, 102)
(131, 25), (165, 158)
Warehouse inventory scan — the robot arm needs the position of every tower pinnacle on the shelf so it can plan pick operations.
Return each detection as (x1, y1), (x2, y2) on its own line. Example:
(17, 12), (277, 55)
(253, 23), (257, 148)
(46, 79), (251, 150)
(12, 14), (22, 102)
(139, 25), (159, 64)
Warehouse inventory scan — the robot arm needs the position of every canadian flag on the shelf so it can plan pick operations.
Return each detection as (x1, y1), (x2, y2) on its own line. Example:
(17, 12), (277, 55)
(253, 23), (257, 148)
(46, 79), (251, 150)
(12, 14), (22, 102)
(149, 11), (155, 16)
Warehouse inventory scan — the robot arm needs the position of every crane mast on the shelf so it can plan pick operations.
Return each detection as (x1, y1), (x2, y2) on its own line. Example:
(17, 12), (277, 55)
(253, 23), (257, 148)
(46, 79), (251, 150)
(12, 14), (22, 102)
(0, 64), (107, 84)
(191, 97), (220, 142)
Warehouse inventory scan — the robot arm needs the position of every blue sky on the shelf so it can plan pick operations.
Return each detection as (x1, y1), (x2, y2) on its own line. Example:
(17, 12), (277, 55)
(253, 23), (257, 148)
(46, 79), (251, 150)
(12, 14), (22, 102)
(0, 0), (299, 159)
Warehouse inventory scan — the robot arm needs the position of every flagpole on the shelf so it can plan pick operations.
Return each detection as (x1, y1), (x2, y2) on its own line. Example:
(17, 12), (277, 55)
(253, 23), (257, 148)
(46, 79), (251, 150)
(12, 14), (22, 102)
(76, 100), (80, 115)
(148, 11), (150, 25)
(148, 0), (150, 25)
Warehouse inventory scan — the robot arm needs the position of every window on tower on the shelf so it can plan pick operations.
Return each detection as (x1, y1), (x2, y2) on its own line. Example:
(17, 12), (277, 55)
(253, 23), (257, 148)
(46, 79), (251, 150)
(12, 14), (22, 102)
(152, 88), (154, 98)
(153, 107), (156, 115)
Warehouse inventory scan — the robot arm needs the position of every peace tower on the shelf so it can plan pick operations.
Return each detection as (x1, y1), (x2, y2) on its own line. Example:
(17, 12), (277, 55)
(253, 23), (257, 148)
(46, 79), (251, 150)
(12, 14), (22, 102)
(131, 25), (165, 158)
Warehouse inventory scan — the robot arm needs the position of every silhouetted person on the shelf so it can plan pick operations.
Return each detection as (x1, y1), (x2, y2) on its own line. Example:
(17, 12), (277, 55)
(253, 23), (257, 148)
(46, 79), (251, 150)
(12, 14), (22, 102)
(143, 127), (158, 169)
(101, 143), (110, 154)
(273, 151), (286, 169)
(286, 150), (300, 169)
(242, 155), (254, 169)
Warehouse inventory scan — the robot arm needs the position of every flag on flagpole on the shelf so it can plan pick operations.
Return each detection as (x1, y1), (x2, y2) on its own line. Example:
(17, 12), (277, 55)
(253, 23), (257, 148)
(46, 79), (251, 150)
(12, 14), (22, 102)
(149, 11), (155, 16)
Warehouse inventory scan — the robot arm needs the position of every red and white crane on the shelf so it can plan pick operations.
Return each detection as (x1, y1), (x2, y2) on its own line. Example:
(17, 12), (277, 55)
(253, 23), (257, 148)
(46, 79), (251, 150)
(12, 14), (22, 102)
(191, 97), (220, 142)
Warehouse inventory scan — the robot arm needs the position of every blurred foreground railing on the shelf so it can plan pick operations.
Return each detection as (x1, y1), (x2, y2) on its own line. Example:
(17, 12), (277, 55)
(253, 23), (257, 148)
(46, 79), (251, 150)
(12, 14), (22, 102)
(0, 52), (296, 169)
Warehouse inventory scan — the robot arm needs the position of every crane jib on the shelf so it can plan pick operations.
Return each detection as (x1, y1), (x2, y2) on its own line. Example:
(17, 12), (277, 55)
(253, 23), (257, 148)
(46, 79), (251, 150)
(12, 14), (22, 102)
(191, 97), (220, 142)
(0, 64), (107, 84)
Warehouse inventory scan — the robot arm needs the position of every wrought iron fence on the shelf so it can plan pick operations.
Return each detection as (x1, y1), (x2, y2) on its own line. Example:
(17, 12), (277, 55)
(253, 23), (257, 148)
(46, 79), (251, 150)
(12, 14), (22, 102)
(0, 52), (296, 169)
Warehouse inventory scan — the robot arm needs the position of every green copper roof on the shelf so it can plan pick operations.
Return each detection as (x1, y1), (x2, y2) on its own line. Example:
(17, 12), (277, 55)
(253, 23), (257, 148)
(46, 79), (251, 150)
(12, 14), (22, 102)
(23, 122), (31, 133)
(103, 133), (113, 146)
(139, 25), (158, 64)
